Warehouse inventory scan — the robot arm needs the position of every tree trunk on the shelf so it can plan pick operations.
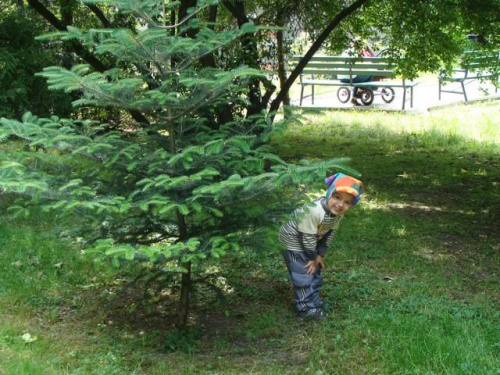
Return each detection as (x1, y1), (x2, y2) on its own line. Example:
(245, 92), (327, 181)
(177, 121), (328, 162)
(176, 211), (191, 329)
(178, 0), (197, 37)
(205, 4), (234, 127)
(177, 2), (234, 128)
(276, 12), (290, 107)
(178, 260), (192, 328)
(16, 0), (25, 15)
(222, 0), (263, 117)
(60, 0), (75, 70)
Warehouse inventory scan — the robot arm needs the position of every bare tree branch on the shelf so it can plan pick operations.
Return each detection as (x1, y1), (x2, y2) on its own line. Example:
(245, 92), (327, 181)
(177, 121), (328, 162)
(26, 0), (108, 71)
(85, 3), (112, 28)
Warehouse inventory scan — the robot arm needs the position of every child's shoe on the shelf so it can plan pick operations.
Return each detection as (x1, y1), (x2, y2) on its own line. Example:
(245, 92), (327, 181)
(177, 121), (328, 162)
(297, 308), (328, 319)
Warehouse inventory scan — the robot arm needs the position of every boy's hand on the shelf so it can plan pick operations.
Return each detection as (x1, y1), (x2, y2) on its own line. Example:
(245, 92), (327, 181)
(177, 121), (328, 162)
(305, 256), (325, 275)
(305, 260), (317, 275)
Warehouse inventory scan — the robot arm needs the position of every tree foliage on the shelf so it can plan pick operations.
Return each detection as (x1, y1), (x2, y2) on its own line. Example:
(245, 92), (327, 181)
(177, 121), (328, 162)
(0, 0), (353, 327)
(285, 0), (499, 75)
(0, 10), (73, 118)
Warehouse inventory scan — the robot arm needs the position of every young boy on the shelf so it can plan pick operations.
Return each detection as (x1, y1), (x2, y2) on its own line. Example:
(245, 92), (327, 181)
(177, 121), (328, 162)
(279, 173), (364, 318)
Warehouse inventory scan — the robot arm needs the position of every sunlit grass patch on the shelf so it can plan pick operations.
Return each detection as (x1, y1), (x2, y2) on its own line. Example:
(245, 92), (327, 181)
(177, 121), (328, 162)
(283, 101), (500, 157)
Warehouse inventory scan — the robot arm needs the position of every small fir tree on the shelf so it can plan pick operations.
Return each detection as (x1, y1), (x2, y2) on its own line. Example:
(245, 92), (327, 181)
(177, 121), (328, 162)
(0, 0), (354, 328)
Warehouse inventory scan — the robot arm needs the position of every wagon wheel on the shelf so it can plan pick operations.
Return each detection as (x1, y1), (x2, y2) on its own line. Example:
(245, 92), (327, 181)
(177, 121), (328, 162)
(337, 87), (351, 103)
(360, 88), (374, 105)
(381, 87), (395, 103)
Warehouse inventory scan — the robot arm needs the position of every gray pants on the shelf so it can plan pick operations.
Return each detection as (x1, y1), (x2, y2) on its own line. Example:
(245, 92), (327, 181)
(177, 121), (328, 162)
(282, 250), (323, 312)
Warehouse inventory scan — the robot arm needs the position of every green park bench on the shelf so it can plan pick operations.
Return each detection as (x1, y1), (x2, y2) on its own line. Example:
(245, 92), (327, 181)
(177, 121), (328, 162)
(438, 50), (499, 102)
(289, 55), (418, 110)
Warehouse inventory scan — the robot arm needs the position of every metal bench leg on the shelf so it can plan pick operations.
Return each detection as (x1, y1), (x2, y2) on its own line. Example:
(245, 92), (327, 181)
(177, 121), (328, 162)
(439, 81), (442, 100)
(461, 81), (468, 101)
(402, 87), (407, 110)
(410, 87), (413, 108)
(311, 85), (315, 105)
(300, 85), (304, 106)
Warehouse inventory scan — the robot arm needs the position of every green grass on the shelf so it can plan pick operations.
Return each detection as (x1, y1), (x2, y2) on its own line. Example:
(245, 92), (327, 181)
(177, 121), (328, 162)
(1, 101), (499, 374)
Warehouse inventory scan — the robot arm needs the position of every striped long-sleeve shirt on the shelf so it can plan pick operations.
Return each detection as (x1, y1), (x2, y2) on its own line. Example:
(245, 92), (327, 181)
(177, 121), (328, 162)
(279, 198), (343, 261)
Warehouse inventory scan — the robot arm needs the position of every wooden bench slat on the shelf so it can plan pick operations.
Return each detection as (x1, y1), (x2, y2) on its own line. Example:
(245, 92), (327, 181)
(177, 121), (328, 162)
(296, 62), (394, 70)
(354, 81), (418, 88)
(301, 69), (395, 76)
(291, 56), (393, 63)
(467, 63), (497, 70)
(300, 80), (351, 86)
(467, 57), (498, 64)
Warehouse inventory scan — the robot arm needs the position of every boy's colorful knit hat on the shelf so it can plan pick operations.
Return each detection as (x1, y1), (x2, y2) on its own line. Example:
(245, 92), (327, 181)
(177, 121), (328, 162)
(325, 173), (364, 205)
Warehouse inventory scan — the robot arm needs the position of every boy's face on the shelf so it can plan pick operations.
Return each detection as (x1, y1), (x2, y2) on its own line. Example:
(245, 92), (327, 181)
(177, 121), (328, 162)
(327, 191), (354, 215)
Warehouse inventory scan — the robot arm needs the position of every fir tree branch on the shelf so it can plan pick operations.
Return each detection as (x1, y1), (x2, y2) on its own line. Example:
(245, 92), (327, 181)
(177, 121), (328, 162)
(133, 2), (209, 30)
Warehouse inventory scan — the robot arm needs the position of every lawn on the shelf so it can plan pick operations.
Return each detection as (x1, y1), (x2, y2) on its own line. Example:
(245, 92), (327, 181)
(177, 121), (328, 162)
(1, 100), (499, 374)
